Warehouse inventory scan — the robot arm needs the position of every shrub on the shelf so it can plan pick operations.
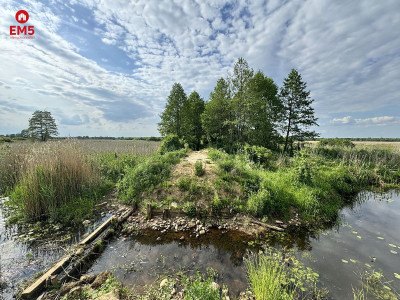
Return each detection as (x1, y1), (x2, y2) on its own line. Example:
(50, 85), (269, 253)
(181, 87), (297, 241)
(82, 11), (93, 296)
(194, 161), (205, 176)
(244, 144), (272, 166)
(158, 134), (184, 154)
(184, 202), (197, 218)
(177, 177), (192, 191)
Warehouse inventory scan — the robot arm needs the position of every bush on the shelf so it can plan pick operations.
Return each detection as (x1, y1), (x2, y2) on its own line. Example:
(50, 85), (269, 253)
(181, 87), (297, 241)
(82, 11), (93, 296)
(158, 134), (184, 154)
(244, 144), (272, 166)
(184, 202), (197, 218)
(194, 161), (205, 176)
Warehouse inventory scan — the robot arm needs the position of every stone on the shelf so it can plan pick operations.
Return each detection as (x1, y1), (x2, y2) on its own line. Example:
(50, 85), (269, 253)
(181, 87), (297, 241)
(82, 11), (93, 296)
(199, 230), (206, 235)
(188, 221), (196, 228)
(157, 237), (161, 241)
(180, 236), (185, 240)
(160, 278), (168, 288)
(82, 220), (91, 226)
(275, 220), (284, 225)
(80, 274), (97, 284)
(91, 271), (111, 289)
(170, 202), (178, 208)
(210, 282), (220, 290)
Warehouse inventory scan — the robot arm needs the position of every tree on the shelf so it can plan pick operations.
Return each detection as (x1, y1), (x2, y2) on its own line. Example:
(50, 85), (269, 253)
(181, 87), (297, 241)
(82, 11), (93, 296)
(28, 110), (58, 141)
(230, 57), (254, 144)
(245, 71), (282, 149)
(181, 91), (205, 150)
(280, 69), (319, 153)
(158, 83), (187, 138)
(201, 78), (234, 151)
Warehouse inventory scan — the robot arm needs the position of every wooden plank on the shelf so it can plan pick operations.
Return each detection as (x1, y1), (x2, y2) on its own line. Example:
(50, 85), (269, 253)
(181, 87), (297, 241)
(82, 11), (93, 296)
(21, 256), (72, 299)
(79, 216), (115, 245)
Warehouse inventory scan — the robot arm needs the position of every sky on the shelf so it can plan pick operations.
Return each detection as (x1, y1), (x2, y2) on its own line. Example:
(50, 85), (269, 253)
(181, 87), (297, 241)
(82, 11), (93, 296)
(0, 0), (399, 138)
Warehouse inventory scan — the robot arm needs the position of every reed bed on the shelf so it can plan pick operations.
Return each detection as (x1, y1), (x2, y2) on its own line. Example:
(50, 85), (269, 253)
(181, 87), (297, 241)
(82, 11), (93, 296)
(4, 140), (101, 221)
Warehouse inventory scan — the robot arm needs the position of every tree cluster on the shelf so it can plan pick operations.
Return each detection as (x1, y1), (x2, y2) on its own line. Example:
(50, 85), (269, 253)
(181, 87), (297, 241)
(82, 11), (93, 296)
(158, 58), (319, 153)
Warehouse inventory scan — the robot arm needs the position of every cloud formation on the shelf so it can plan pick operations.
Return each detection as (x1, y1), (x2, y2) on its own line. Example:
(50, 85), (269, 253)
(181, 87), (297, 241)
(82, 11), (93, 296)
(0, 0), (399, 137)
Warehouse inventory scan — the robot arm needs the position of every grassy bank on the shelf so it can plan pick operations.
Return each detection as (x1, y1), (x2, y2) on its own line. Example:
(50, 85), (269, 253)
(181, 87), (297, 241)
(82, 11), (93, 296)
(207, 143), (400, 225)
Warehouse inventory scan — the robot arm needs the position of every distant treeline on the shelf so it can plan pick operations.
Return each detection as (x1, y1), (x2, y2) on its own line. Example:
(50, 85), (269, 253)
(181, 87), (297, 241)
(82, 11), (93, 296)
(0, 135), (162, 142)
(318, 138), (400, 142)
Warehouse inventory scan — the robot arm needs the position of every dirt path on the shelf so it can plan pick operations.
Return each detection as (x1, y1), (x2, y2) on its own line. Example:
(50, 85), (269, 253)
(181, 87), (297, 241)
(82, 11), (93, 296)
(172, 149), (214, 178)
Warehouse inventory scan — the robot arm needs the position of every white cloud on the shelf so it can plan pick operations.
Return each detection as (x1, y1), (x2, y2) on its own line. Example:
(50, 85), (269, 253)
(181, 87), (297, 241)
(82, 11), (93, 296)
(0, 0), (399, 137)
(332, 116), (353, 124)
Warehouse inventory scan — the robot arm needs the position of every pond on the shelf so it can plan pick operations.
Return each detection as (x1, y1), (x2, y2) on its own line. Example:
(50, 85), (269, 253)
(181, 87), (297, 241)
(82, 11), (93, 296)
(1, 190), (400, 299)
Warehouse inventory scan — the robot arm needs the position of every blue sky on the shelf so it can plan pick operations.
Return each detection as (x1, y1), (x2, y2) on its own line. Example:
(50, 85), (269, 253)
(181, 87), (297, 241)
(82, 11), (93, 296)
(0, 0), (399, 137)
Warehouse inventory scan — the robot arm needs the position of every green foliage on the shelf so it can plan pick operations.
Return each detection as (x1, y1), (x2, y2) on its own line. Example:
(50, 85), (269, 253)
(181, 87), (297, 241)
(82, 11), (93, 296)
(182, 91), (205, 150)
(280, 69), (319, 154)
(96, 153), (141, 182)
(183, 202), (197, 218)
(183, 271), (222, 300)
(117, 150), (185, 204)
(158, 134), (184, 154)
(247, 189), (271, 217)
(194, 161), (205, 176)
(201, 78), (233, 151)
(158, 83), (187, 137)
(28, 110), (59, 141)
(244, 144), (272, 166)
(319, 138), (355, 148)
(246, 249), (325, 300)
(177, 177), (192, 191)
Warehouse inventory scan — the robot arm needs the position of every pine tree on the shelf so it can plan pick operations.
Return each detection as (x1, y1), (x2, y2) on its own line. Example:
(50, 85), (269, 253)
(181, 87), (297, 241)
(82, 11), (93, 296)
(158, 83), (187, 138)
(280, 69), (319, 153)
(28, 110), (58, 141)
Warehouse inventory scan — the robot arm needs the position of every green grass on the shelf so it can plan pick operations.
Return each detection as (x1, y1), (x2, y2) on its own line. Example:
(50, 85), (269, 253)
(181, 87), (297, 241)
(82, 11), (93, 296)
(208, 145), (400, 225)
(117, 150), (186, 205)
(246, 249), (325, 300)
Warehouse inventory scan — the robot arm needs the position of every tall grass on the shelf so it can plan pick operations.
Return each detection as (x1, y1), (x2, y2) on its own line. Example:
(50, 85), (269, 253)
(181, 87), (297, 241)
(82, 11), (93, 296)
(3, 140), (103, 222)
(246, 249), (323, 300)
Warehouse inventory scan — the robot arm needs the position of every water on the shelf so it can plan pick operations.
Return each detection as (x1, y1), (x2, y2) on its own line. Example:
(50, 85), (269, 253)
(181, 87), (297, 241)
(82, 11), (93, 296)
(298, 190), (400, 299)
(88, 190), (400, 299)
(0, 197), (111, 300)
(2, 191), (400, 299)
(89, 229), (255, 297)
